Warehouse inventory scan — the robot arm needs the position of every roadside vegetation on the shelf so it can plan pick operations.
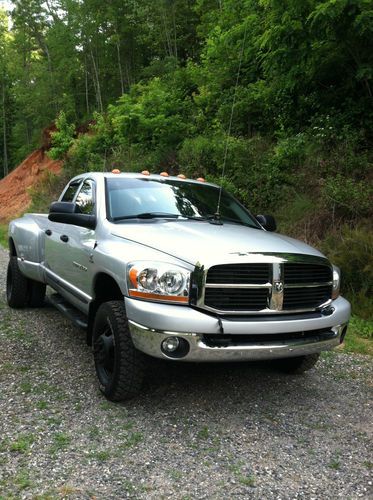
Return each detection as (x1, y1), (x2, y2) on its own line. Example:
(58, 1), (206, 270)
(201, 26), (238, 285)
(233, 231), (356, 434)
(0, 1), (371, 352)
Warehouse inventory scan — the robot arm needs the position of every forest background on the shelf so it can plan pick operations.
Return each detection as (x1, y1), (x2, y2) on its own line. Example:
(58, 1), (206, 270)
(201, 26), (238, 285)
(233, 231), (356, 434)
(0, 0), (372, 348)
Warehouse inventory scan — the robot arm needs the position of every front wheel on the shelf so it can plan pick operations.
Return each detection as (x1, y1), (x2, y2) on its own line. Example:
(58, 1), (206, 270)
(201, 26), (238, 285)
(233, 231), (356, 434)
(92, 301), (144, 401)
(274, 353), (320, 374)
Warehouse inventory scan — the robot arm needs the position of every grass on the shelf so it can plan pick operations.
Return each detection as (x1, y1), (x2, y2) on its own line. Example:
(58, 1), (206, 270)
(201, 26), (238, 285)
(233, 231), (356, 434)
(50, 432), (71, 453)
(340, 316), (373, 356)
(9, 434), (35, 454)
(0, 224), (8, 248)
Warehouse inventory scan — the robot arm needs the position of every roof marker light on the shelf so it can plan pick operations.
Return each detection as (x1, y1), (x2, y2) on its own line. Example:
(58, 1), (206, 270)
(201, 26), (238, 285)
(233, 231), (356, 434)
(197, 177), (205, 182)
(160, 172), (169, 177)
(112, 169), (121, 174)
(141, 170), (150, 176)
(178, 174), (186, 179)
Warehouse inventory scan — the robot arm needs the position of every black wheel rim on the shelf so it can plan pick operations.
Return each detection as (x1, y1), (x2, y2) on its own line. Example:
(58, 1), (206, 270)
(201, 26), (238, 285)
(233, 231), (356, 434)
(93, 324), (116, 386)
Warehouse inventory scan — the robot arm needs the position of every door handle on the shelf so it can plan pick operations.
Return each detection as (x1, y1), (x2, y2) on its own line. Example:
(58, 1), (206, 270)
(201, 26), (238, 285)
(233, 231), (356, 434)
(45, 229), (52, 236)
(60, 235), (69, 243)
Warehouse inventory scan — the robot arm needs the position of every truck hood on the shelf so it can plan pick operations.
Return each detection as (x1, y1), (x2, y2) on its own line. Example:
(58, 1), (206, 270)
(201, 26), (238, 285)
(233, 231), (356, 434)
(111, 220), (326, 267)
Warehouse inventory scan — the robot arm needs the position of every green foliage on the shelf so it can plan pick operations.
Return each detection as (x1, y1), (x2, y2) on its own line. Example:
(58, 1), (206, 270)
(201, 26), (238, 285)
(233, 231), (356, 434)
(322, 175), (372, 217)
(321, 225), (373, 318)
(0, 224), (8, 248)
(49, 112), (76, 160)
(109, 77), (192, 166)
(349, 316), (373, 341)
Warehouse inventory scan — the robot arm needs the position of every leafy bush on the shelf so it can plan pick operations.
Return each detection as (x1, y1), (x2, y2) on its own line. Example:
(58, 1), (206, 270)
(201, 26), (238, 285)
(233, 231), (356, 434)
(49, 112), (76, 160)
(321, 225), (373, 318)
(322, 174), (372, 218)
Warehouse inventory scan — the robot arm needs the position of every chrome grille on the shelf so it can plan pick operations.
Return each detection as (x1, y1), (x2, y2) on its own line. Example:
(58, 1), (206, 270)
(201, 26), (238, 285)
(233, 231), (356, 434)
(202, 259), (333, 313)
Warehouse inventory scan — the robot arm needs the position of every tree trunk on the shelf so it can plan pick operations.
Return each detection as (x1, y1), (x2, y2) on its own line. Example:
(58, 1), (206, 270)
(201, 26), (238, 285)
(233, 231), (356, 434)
(90, 48), (103, 112)
(115, 36), (125, 95)
(2, 80), (8, 177)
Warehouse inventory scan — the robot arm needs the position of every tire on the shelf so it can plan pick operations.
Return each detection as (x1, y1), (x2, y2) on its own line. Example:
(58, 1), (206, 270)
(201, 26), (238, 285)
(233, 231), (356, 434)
(92, 300), (144, 401)
(6, 256), (29, 308)
(274, 353), (320, 374)
(28, 281), (46, 307)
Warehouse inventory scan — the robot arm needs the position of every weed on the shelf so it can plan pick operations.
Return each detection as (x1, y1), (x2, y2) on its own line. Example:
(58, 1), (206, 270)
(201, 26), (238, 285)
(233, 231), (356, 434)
(36, 400), (49, 410)
(13, 469), (34, 490)
(19, 381), (33, 394)
(197, 426), (209, 440)
(169, 469), (182, 480)
(58, 484), (79, 496)
(122, 432), (143, 448)
(239, 475), (256, 487)
(363, 461), (373, 469)
(50, 432), (71, 453)
(0, 224), (8, 248)
(10, 434), (35, 453)
(89, 450), (110, 462)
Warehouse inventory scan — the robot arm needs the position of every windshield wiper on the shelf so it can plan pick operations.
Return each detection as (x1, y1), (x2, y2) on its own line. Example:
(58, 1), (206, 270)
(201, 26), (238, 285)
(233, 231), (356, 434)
(113, 212), (181, 221)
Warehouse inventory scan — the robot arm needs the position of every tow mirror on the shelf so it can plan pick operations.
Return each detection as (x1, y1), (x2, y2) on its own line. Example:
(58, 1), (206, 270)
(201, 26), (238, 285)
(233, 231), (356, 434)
(256, 214), (277, 232)
(48, 202), (96, 230)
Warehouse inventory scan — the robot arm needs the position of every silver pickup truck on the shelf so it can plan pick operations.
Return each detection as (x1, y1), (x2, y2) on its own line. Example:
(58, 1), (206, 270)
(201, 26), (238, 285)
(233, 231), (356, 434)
(7, 171), (351, 400)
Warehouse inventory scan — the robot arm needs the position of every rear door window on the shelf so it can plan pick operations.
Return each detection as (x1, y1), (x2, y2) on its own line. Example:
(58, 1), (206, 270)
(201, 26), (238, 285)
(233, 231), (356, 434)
(75, 179), (95, 215)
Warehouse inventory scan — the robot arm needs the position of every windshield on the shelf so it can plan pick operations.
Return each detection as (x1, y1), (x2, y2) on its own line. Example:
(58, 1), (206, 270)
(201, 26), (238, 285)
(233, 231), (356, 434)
(105, 177), (261, 228)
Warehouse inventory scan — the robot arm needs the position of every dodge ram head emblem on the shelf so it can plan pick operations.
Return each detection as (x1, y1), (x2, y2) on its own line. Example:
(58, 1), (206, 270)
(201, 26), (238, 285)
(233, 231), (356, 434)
(274, 281), (284, 293)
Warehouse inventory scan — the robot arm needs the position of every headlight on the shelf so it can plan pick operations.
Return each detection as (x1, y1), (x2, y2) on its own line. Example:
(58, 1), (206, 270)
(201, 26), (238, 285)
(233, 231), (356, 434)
(332, 265), (341, 299)
(127, 261), (190, 303)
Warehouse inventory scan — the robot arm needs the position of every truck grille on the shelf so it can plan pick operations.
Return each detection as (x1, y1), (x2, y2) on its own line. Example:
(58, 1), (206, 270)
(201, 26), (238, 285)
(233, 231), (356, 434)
(203, 261), (333, 313)
(207, 264), (270, 284)
(204, 288), (268, 311)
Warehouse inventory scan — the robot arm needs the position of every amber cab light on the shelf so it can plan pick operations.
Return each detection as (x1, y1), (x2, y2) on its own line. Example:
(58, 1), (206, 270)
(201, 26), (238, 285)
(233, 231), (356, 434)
(112, 169), (121, 174)
(160, 171), (169, 177)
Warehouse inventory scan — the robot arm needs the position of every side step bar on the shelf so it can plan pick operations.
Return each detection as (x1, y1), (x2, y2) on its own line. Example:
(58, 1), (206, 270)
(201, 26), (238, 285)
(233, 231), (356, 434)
(48, 293), (88, 330)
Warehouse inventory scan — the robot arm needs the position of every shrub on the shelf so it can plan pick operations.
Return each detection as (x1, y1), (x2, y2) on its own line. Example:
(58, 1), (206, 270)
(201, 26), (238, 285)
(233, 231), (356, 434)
(49, 112), (76, 160)
(321, 225), (373, 318)
(322, 174), (372, 218)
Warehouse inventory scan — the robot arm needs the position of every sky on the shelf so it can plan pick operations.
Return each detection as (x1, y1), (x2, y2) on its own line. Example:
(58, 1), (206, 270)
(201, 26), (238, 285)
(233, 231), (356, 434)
(0, 1), (13, 13)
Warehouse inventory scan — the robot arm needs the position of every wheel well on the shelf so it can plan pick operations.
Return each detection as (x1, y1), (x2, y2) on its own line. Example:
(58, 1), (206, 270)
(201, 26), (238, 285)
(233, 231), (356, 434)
(86, 273), (124, 345)
(9, 238), (17, 257)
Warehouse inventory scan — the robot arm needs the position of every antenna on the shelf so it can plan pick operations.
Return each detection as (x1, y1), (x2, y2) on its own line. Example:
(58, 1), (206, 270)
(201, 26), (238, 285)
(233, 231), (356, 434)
(216, 21), (249, 217)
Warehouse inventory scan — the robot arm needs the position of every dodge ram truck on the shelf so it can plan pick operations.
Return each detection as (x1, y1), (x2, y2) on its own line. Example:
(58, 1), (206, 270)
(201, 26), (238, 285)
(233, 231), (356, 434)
(6, 171), (351, 400)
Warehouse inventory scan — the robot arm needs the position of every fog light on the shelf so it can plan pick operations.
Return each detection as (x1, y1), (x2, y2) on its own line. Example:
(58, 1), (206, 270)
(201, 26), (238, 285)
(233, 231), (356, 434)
(162, 337), (180, 353)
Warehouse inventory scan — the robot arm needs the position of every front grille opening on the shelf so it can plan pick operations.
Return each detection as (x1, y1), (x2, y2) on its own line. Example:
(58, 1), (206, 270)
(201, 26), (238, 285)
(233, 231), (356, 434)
(283, 285), (332, 309)
(203, 328), (335, 347)
(284, 263), (332, 284)
(206, 264), (270, 285)
(204, 288), (268, 311)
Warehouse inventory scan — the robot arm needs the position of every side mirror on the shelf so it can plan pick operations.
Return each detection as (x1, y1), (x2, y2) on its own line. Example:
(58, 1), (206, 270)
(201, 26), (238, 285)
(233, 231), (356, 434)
(256, 214), (277, 232)
(49, 201), (80, 214)
(48, 201), (96, 230)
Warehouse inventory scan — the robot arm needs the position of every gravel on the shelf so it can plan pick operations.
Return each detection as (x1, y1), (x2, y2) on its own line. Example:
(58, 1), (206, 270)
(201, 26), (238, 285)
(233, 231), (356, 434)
(0, 245), (372, 499)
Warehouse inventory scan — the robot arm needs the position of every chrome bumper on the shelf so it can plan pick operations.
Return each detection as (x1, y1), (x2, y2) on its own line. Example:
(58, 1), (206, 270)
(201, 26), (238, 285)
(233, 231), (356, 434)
(128, 320), (348, 362)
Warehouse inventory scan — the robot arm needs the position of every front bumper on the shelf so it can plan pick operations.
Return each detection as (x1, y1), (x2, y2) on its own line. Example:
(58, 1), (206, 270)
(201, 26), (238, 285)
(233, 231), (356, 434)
(125, 296), (351, 362)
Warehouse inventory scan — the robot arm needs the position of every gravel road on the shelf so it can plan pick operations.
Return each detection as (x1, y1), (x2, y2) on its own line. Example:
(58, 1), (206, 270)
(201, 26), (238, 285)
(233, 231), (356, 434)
(0, 246), (372, 499)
